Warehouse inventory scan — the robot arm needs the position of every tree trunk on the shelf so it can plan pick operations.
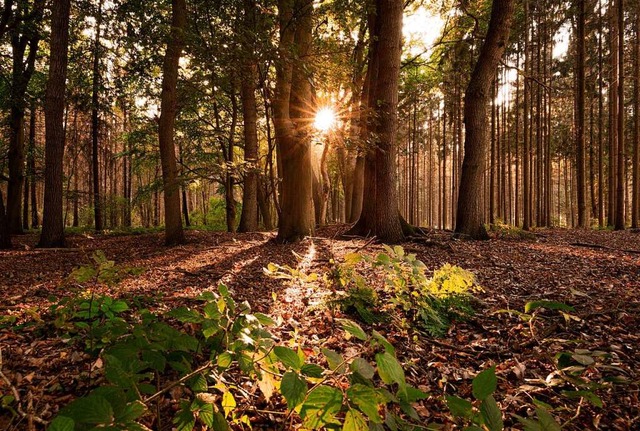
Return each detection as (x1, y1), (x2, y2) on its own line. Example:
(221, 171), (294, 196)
(238, 0), (259, 232)
(39, 0), (71, 248)
(92, 1), (103, 231)
(274, 0), (315, 242)
(158, 0), (186, 245)
(615, 0), (625, 230)
(455, 0), (515, 239)
(576, 0), (587, 227)
(0, 190), (11, 249)
(347, 0), (405, 242)
(7, 4), (41, 234)
(634, 7), (640, 228)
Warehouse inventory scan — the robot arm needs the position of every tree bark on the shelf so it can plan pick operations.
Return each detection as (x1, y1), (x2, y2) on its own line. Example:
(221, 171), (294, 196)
(274, 0), (315, 242)
(615, 0), (625, 230)
(238, 0), (259, 232)
(348, 0), (404, 243)
(158, 0), (187, 245)
(7, 2), (42, 234)
(634, 7), (640, 228)
(455, 0), (515, 240)
(92, 1), (103, 231)
(38, 0), (71, 248)
(576, 0), (587, 228)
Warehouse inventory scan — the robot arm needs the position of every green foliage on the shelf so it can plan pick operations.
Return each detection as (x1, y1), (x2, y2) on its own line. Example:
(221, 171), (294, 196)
(328, 246), (482, 336)
(69, 250), (144, 286)
(447, 367), (562, 430)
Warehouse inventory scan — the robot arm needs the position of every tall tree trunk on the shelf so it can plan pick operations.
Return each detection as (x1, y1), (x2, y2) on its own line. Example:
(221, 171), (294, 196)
(455, 0), (515, 239)
(274, 0), (315, 242)
(634, 7), (640, 228)
(348, 0), (405, 243)
(158, 0), (186, 245)
(39, 0), (71, 248)
(576, 0), (587, 227)
(608, 1), (618, 227)
(523, 0), (531, 230)
(238, 0), (259, 232)
(92, 2), (103, 231)
(615, 0), (625, 230)
(7, 3), (42, 234)
(225, 85), (239, 233)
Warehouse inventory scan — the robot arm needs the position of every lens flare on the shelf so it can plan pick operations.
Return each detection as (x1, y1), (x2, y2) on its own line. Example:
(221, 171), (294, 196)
(314, 107), (336, 132)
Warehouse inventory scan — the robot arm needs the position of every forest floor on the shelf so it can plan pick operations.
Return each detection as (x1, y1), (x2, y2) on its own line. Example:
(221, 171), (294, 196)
(0, 226), (639, 430)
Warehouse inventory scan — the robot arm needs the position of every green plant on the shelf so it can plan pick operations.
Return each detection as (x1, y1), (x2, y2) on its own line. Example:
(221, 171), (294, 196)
(47, 285), (431, 431)
(494, 300), (579, 340)
(447, 367), (562, 430)
(373, 246), (482, 336)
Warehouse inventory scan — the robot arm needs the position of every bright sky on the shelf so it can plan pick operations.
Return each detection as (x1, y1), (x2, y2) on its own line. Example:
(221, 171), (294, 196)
(403, 6), (445, 58)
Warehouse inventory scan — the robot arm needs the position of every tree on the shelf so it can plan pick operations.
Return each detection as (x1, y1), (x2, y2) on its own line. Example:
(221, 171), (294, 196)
(6, 0), (43, 234)
(348, 0), (405, 243)
(238, 0), (259, 232)
(158, 0), (187, 246)
(38, 0), (71, 248)
(274, 0), (315, 242)
(0, 190), (10, 249)
(455, 0), (515, 240)
(91, 1), (103, 231)
(575, 0), (587, 228)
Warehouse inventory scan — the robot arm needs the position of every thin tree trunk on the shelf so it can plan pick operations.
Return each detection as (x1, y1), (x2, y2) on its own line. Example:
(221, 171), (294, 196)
(634, 7), (640, 228)
(92, 2), (103, 231)
(576, 0), (587, 227)
(615, 0), (625, 230)
(238, 0), (259, 232)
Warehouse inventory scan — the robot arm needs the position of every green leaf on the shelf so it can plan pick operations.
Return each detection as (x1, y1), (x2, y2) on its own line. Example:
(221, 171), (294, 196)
(173, 404), (195, 431)
(562, 390), (603, 407)
(350, 358), (375, 380)
(347, 384), (382, 423)
(343, 409), (368, 431)
(110, 300), (129, 313)
(210, 411), (230, 431)
(524, 300), (574, 314)
(301, 363), (324, 378)
(281, 371), (307, 409)
(167, 307), (203, 323)
(116, 401), (147, 422)
(375, 352), (405, 387)
(195, 402), (214, 427)
(299, 385), (343, 429)
(47, 416), (75, 431)
(480, 395), (503, 431)
(254, 313), (276, 326)
(322, 348), (345, 372)
(398, 385), (429, 403)
(217, 352), (233, 369)
(188, 373), (208, 393)
(472, 367), (497, 400)
(65, 395), (114, 425)
(338, 319), (368, 341)
(446, 395), (473, 418)
(535, 407), (562, 431)
(274, 346), (303, 370)
(71, 266), (97, 283)
(371, 331), (395, 354)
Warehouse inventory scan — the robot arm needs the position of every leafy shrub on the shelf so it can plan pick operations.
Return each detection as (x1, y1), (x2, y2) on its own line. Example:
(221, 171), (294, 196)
(47, 286), (430, 431)
(329, 246), (482, 336)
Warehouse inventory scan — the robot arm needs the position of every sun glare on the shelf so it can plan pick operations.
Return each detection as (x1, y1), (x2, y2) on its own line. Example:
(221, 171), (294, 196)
(314, 107), (336, 132)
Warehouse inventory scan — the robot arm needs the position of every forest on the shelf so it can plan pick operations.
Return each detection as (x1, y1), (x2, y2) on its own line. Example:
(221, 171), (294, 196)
(0, 0), (639, 430)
